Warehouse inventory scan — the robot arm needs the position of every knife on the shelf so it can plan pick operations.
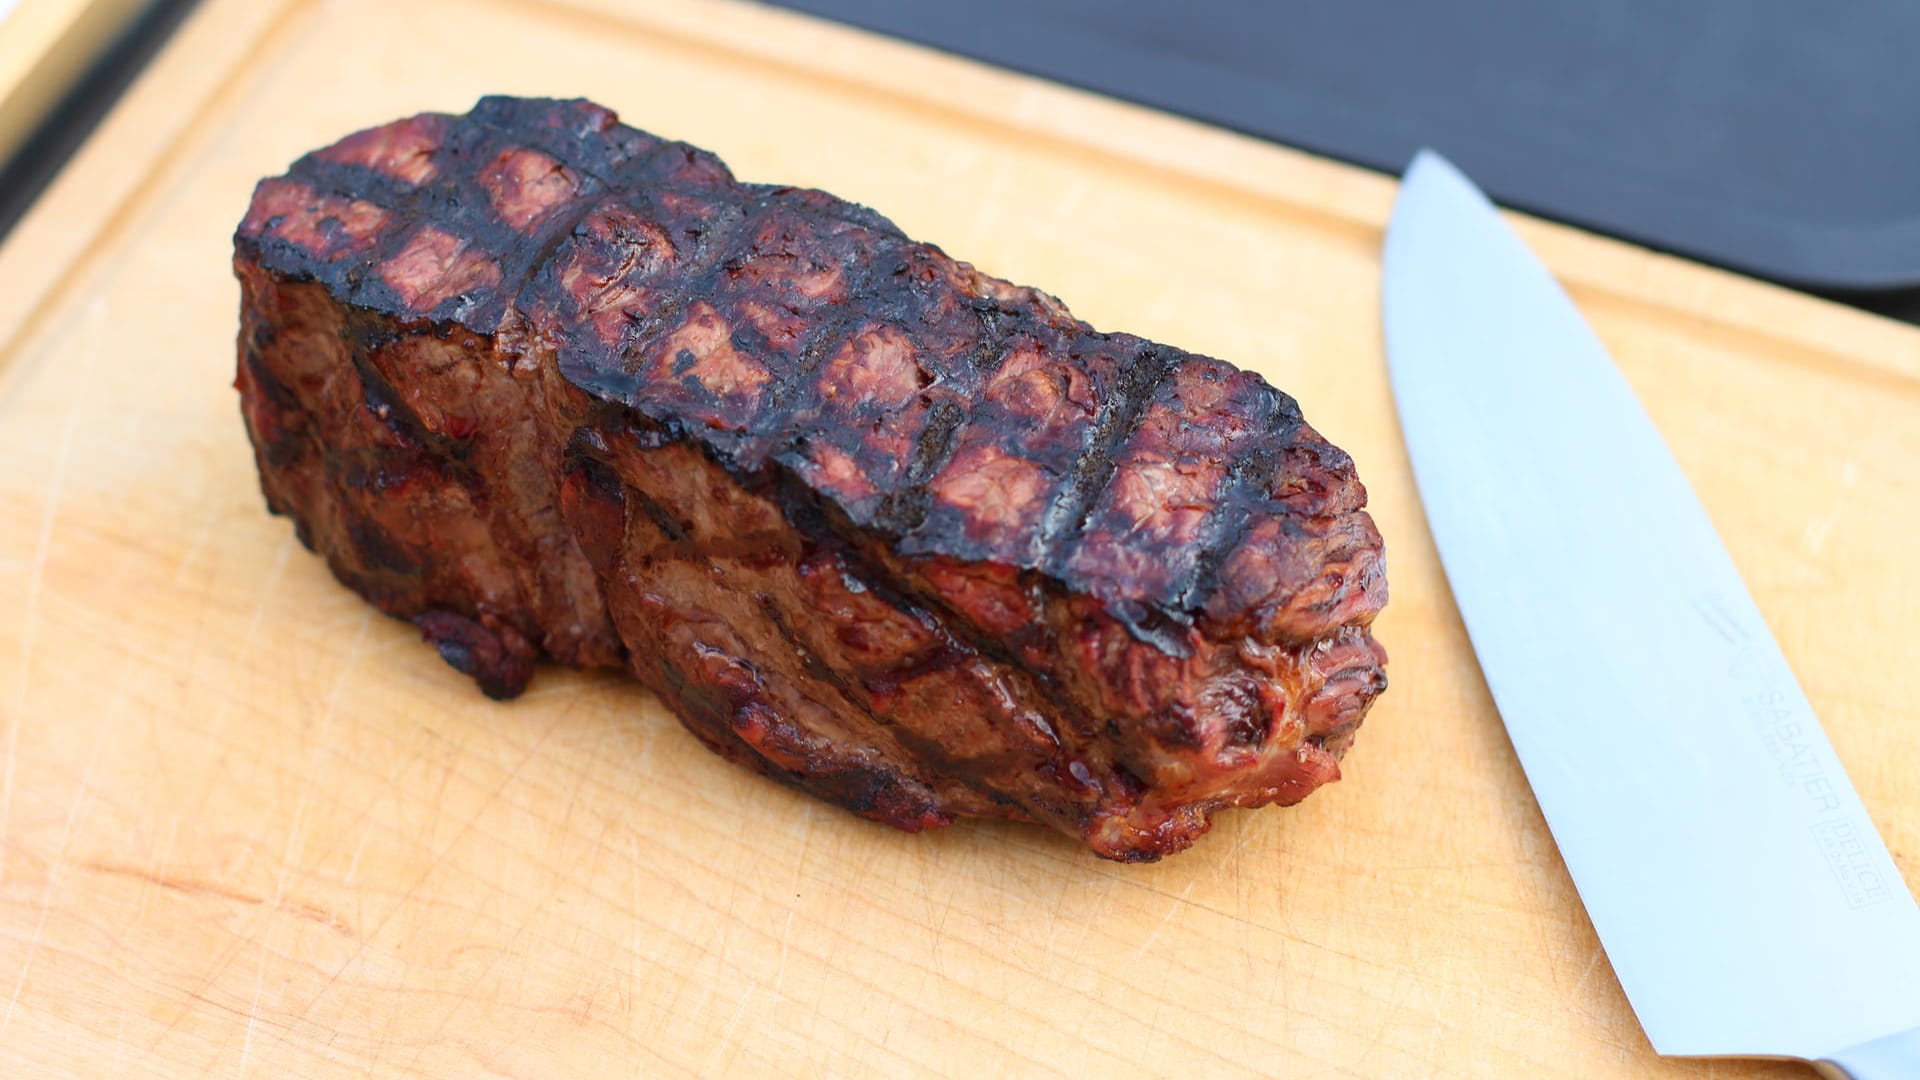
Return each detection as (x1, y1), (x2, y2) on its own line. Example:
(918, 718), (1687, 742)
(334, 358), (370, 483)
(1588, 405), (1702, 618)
(1382, 151), (1920, 1078)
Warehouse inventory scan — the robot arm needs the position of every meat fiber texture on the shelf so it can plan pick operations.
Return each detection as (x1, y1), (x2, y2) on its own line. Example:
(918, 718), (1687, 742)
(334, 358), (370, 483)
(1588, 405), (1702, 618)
(233, 96), (1388, 861)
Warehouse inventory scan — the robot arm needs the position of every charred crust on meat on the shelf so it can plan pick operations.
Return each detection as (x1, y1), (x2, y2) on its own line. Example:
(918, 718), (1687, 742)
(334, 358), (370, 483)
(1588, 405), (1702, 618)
(415, 610), (536, 700)
(233, 97), (1388, 860)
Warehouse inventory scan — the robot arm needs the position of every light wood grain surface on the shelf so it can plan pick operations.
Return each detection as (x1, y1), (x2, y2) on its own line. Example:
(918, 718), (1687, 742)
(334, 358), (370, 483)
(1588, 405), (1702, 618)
(0, 0), (150, 165)
(2, 0), (1916, 1075)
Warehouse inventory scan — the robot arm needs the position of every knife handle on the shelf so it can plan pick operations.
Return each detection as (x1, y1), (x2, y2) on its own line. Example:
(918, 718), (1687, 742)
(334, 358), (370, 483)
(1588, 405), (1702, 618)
(1815, 1027), (1920, 1080)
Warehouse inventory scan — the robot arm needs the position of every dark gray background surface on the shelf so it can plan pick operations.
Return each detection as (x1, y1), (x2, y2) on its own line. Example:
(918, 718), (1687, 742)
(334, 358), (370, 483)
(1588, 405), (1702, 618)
(5, 1), (1917, 321)
(761, 0), (1920, 318)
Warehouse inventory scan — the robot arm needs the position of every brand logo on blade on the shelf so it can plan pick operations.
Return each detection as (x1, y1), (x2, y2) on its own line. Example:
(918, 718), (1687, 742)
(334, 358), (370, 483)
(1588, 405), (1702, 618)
(1693, 591), (1895, 910)
(1809, 820), (1896, 909)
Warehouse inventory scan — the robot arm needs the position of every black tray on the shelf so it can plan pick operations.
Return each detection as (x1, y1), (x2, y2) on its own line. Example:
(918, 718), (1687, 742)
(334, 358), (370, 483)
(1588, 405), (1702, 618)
(761, 0), (1920, 293)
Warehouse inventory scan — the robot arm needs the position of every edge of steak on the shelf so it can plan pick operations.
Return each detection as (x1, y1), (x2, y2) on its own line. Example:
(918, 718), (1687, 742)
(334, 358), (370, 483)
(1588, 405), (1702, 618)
(233, 96), (1388, 860)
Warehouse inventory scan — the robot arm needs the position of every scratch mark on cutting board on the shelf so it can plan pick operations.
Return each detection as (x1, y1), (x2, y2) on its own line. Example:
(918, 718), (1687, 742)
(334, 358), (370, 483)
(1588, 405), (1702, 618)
(294, 707), (564, 1039)
(0, 705), (110, 1037)
(770, 908), (797, 997)
(242, 534), (297, 646)
(393, 720), (574, 1078)
(397, 708), (623, 1073)
(1800, 460), (1860, 559)
(707, 980), (762, 1077)
(1130, 878), (1198, 959)
(275, 611), (374, 900)
(1801, 515), (1836, 559)
(340, 818), (374, 887)
(240, 611), (375, 1072)
(237, 936), (271, 1076)
(82, 862), (353, 937)
(131, 817), (179, 930)
(112, 995), (132, 1075)
(1, 338), (90, 859)
(169, 514), (218, 589)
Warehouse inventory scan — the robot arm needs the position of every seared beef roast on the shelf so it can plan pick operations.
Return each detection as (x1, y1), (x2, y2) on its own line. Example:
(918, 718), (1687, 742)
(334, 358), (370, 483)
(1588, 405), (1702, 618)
(233, 97), (1387, 860)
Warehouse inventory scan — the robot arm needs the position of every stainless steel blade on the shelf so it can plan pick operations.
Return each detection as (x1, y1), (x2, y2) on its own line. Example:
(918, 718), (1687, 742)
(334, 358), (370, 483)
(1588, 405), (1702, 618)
(1382, 150), (1920, 1063)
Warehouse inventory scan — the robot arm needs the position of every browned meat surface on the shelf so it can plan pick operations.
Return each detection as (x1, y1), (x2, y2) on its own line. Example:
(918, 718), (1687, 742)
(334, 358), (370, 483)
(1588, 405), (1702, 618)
(233, 97), (1387, 861)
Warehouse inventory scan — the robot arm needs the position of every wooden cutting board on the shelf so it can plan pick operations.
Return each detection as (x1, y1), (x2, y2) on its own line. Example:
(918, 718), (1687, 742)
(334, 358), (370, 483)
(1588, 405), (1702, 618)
(0, 0), (152, 167)
(3, 0), (1916, 1075)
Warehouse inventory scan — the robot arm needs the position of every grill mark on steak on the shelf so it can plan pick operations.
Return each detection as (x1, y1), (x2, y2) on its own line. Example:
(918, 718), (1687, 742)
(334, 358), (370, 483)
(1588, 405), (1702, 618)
(1036, 339), (1178, 559)
(293, 126), (515, 322)
(877, 397), (967, 536)
(720, 204), (898, 469)
(1173, 395), (1302, 617)
(289, 108), (609, 325)
(233, 97), (1388, 861)
(770, 492), (1129, 805)
(469, 97), (661, 187)
(550, 192), (761, 424)
(660, 475), (1131, 835)
(747, 582), (1034, 821)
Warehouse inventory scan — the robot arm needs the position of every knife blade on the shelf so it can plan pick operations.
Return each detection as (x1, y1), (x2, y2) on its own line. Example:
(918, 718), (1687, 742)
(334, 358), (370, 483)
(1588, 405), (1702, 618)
(1382, 150), (1920, 1077)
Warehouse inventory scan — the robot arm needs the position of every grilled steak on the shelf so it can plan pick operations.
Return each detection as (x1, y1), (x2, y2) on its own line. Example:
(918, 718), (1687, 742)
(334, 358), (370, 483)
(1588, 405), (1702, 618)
(233, 97), (1387, 861)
